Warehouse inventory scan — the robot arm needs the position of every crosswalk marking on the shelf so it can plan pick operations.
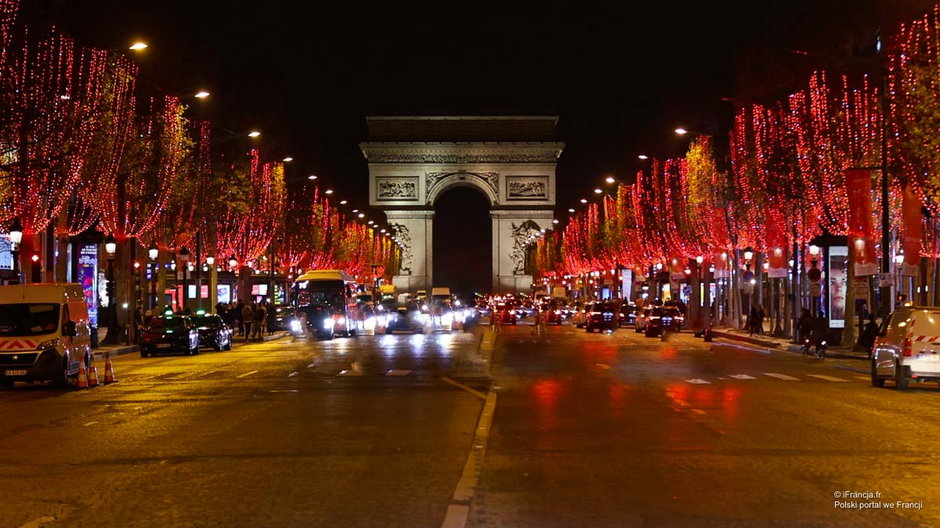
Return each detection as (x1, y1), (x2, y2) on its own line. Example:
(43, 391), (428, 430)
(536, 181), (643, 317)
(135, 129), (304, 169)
(729, 374), (756, 380)
(686, 378), (711, 384)
(764, 372), (800, 381)
(805, 374), (849, 382)
(337, 369), (363, 376)
(236, 370), (258, 379)
(386, 369), (411, 376)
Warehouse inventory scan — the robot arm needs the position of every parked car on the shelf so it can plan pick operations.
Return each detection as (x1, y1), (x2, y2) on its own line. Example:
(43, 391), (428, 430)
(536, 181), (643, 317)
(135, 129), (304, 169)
(635, 306), (654, 333)
(585, 301), (620, 333)
(871, 305), (940, 389)
(191, 313), (233, 351)
(140, 316), (200, 357)
(645, 306), (683, 337)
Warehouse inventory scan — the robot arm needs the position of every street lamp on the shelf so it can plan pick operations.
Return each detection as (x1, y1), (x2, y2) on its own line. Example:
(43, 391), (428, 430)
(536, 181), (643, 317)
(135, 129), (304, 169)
(8, 217), (23, 284)
(675, 127), (689, 135)
(148, 244), (159, 311)
(102, 235), (120, 344)
(228, 255), (238, 269)
(194, 91), (210, 99)
(179, 247), (190, 313)
(128, 41), (148, 51)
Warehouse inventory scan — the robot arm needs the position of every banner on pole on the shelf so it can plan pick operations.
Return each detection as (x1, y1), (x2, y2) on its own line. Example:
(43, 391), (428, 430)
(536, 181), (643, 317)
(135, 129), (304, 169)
(902, 185), (922, 277)
(766, 210), (788, 278)
(845, 169), (878, 276)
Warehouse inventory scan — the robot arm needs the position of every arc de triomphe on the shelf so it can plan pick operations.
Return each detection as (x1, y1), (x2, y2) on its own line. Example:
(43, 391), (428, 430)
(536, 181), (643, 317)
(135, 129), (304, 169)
(361, 116), (564, 294)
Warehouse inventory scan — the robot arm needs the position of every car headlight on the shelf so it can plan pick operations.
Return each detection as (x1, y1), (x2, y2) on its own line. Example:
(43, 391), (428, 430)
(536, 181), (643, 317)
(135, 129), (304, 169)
(323, 318), (335, 329)
(365, 317), (376, 330)
(37, 338), (59, 350)
(441, 313), (453, 325)
(421, 304), (429, 312)
(336, 316), (346, 327)
(289, 319), (303, 333)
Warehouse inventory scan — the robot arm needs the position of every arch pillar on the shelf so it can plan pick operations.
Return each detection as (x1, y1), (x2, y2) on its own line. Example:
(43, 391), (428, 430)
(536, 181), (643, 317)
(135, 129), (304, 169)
(386, 210), (434, 293)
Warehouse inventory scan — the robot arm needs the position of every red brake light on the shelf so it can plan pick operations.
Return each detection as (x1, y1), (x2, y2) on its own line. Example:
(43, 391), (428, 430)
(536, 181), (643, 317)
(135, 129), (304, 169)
(903, 337), (913, 357)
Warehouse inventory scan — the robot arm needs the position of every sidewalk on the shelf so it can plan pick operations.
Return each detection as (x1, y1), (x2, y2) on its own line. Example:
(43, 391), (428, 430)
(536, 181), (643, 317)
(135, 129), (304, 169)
(709, 326), (871, 361)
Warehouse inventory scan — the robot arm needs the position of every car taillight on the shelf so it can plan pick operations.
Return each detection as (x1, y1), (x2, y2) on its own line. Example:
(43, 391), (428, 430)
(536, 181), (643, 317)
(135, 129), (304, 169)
(903, 337), (913, 357)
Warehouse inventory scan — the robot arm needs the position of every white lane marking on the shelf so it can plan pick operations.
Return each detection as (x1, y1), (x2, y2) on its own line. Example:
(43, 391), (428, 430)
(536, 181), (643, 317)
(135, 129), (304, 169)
(269, 389), (298, 393)
(764, 372), (800, 381)
(729, 374), (756, 380)
(82, 421), (98, 427)
(236, 370), (258, 378)
(806, 374), (849, 382)
(686, 378), (711, 384)
(442, 504), (469, 528)
(337, 369), (362, 376)
(854, 375), (872, 382)
(18, 516), (56, 528)
(288, 371), (298, 377)
(386, 369), (411, 376)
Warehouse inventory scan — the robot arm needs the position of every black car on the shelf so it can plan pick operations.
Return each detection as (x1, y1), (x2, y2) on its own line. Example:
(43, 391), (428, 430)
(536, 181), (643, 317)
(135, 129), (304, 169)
(272, 305), (294, 331)
(585, 302), (620, 333)
(619, 302), (638, 326)
(645, 306), (684, 337)
(385, 302), (428, 334)
(191, 314), (233, 351)
(140, 316), (200, 357)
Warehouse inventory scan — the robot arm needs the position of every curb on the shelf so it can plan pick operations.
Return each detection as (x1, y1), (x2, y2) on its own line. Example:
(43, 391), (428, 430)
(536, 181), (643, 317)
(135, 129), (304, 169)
(709, 330), (780, 349)
(92, 345), (138, 359)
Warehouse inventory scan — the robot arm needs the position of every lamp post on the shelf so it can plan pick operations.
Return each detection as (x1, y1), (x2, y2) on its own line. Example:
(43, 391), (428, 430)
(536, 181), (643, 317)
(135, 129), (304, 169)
(694, 255), (706, 335)
(102, 235), (120, 345)
(8, 217), (23, 284)
(743, 247), (755, 325)
(179, 247), (190, 313)
(148, 244), (159, 312)
(894, 252), (904, 303)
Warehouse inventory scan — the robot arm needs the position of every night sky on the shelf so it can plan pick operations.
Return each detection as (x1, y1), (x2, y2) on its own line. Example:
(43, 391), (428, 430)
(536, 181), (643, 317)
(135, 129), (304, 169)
(17, 0), (935, 291)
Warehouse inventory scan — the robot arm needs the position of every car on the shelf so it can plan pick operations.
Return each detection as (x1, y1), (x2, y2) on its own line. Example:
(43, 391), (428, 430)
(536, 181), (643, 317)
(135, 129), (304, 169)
(871, 305), (940, 390)
(619, 302), (638, 326)
(572, 303), (589, 328)
(271, 305), (294, 330)
(585, 301), (620, 333)
(635, 306), (653, 333)
(644, 306), (683, 337)
(191, 313), (233, 351)
(140, 315), (200, 357)
(544, 300), (564, 325)
(493, 302), (518, 325)
(385, 301), (429, 334)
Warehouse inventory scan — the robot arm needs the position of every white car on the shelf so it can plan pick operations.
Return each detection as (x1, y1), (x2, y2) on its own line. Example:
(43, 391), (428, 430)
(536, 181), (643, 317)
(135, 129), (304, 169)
(871, 305), (940, 389)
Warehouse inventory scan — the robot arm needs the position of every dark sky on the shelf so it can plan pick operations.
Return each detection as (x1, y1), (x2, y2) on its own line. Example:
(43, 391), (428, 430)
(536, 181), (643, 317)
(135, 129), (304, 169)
(18, 0), (935, 249)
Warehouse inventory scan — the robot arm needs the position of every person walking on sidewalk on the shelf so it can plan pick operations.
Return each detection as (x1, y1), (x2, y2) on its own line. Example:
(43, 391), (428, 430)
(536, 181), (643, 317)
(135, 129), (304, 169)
(747, 306), (758, 336)
(253, 302), (266, 340)
(242, 302), (254, 342)
(755, 305), (765, 335)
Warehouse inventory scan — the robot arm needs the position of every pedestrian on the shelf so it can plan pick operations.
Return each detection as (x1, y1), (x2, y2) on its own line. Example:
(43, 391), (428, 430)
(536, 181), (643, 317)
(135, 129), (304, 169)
(755, 305), (765, 335)
(253, 301), (266, 340)
(242, 302), (254, 341)
(747, 306), (758, 336)
(234, 301), (245, 336)
(215, 301), (225, 316)
(858, 315), (880, 358)
(266, 300), (277, 335)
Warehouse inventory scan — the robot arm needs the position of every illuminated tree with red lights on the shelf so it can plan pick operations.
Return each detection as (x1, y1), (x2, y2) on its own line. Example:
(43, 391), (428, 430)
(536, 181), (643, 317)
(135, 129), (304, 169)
(0, 11), (116, 271)
(215, 150), (285, 302)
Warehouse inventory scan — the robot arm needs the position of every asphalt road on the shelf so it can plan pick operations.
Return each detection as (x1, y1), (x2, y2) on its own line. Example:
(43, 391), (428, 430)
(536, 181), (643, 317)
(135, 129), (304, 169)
(0, 330), (488, 528)
(470, 323), (940, 528)
(2, 321), (939, 528)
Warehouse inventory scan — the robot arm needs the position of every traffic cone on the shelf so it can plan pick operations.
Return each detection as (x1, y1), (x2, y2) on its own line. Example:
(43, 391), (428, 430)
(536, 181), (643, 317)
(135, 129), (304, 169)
(103, 352), (117, 384)
(88, 365), (99, 387)
(76, 361), (88, 389)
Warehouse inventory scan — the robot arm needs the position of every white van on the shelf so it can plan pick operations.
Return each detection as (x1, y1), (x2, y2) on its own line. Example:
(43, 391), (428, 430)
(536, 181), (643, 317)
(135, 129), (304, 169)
(871, 305), (940, 389)
(0, 284), (93, 387)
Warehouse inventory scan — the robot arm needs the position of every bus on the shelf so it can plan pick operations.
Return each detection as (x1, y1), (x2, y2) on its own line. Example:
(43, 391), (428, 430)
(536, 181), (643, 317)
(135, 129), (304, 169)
(291, 270), (358, 339)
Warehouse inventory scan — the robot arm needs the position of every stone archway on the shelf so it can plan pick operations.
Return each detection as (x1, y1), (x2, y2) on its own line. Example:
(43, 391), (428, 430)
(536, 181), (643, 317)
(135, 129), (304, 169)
(362, 116), (564, 294)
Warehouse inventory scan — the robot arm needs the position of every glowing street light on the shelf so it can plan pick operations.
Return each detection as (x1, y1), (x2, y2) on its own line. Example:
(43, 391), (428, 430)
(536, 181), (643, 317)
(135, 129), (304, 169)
(339, 200), (347, 205)
(593, 188), (603, 194)
(358, 213), (365, 218)
(568, 208), (575, 213)
(324, 189), (334, 195)
(248, 130), (261, 138)
(552, 219), (559, 224)
(638, 154), (649, 160)
(282, 156), (293, 163)
(580, 198), (588, 204)
(307, 174), (317, 180)
(194, 91), (210, 99)
(675, 127), (689, 135)
(129, 42), (149, 51)
(605, 176), (615, 184)
(367, 220), (374, 225)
